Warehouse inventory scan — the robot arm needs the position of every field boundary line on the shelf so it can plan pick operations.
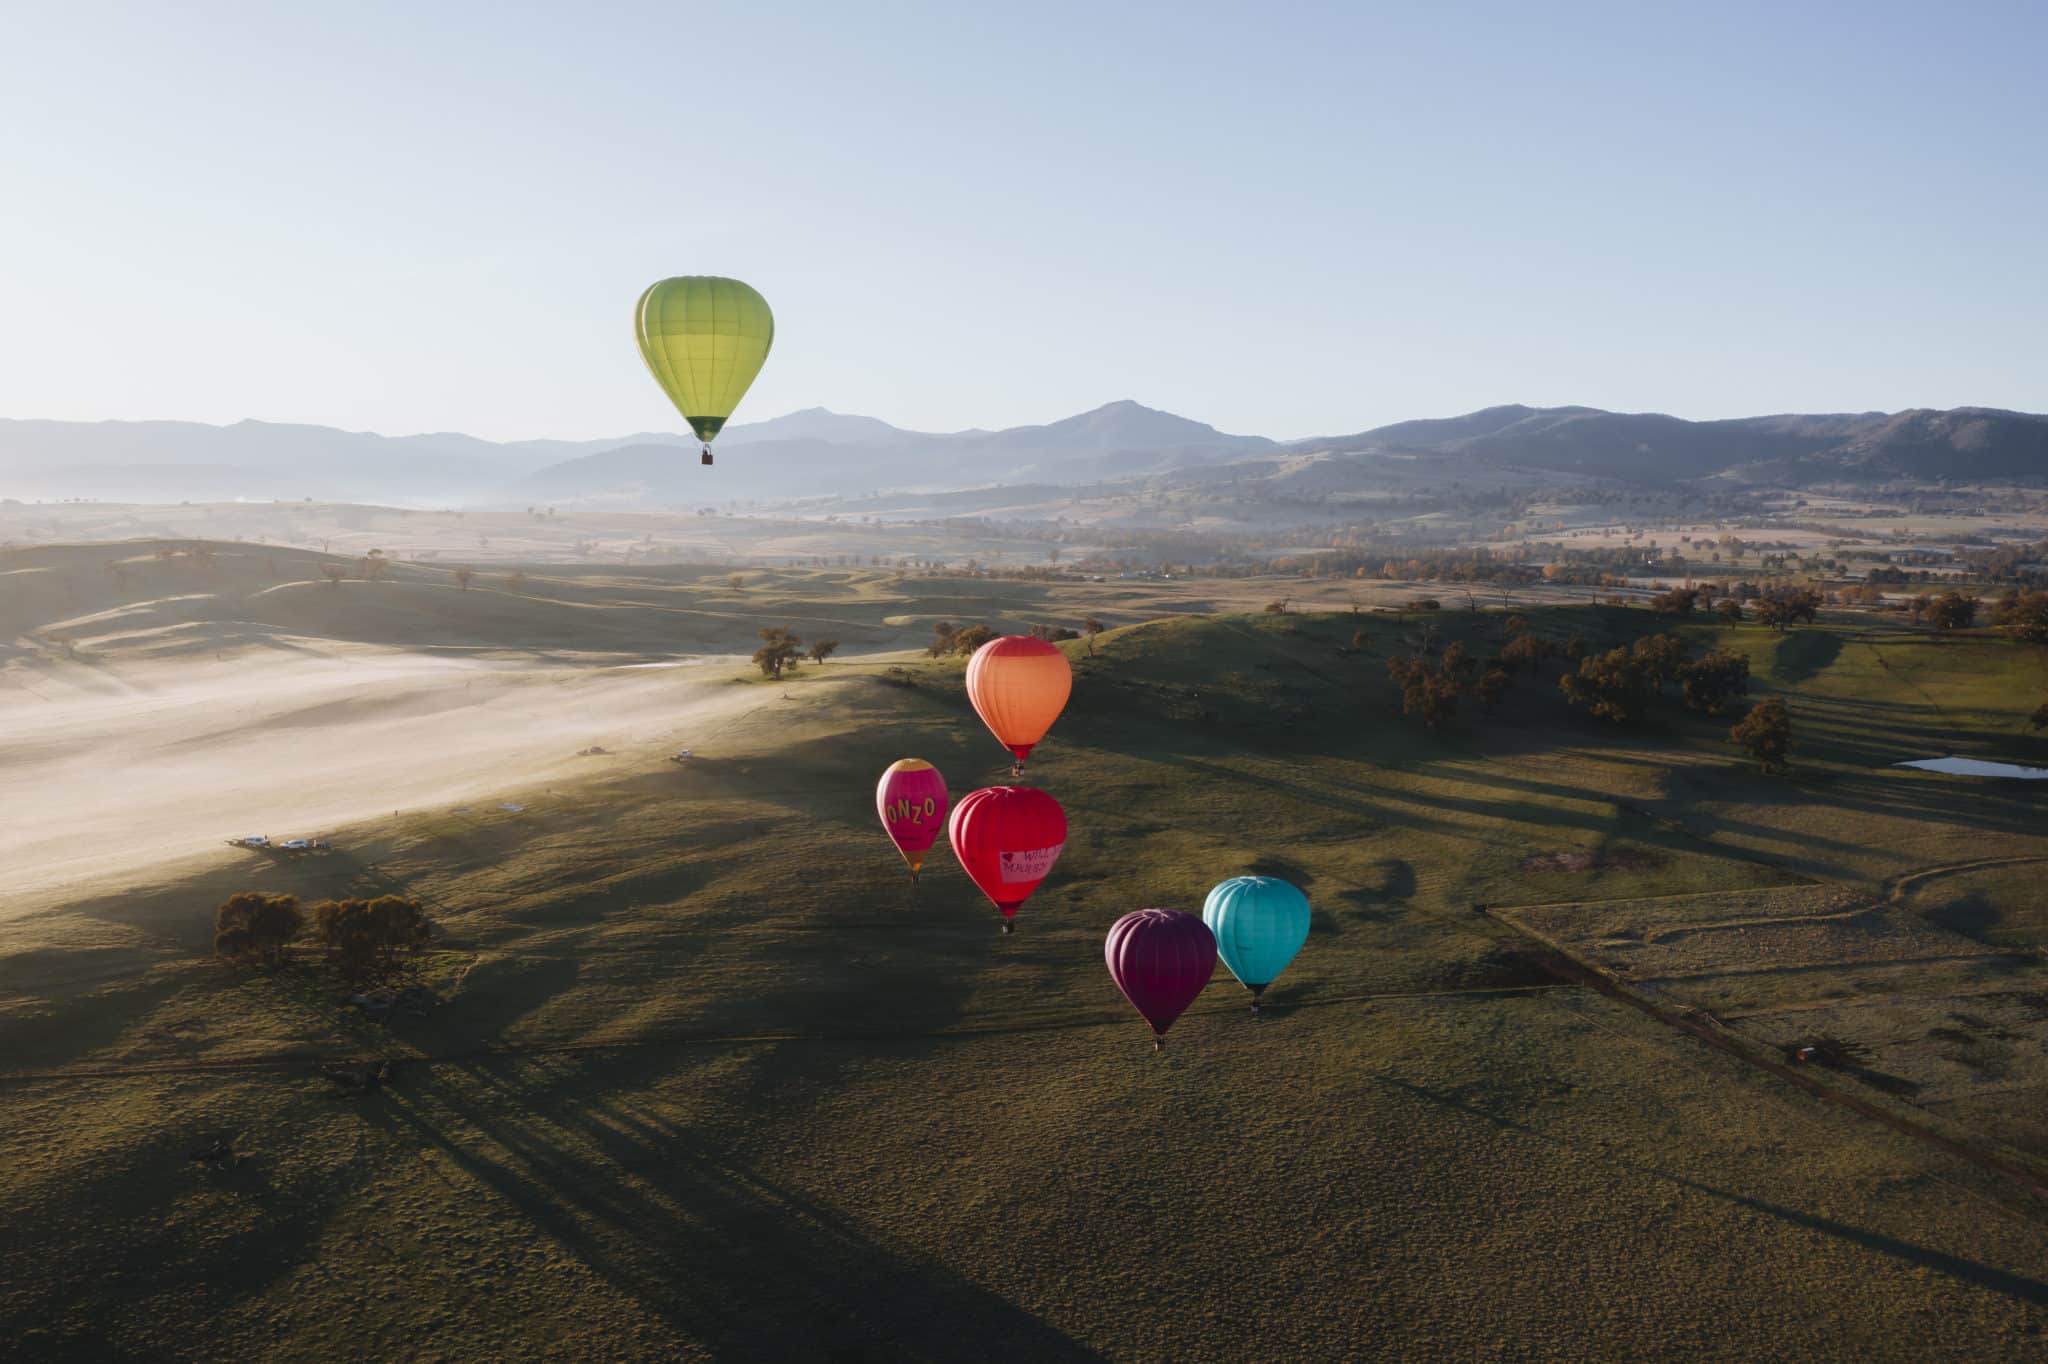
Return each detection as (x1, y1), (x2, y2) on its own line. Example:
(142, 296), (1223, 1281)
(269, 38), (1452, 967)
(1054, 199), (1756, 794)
(1489, 905), (2048, 1207)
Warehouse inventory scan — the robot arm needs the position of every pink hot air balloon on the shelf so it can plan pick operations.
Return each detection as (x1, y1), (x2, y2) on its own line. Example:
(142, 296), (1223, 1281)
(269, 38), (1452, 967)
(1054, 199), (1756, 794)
(876, 759), (950, 880)
(1104, 909), (1217, 1051)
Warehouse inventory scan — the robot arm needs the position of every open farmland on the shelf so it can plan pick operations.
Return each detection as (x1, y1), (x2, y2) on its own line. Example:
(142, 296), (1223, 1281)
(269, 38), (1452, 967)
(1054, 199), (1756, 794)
(3, 545), (2048, 1359)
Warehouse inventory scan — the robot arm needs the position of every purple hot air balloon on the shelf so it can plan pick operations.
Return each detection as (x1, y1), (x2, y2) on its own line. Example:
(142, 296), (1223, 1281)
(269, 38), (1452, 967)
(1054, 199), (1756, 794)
(1104, 909), (1217, 1051)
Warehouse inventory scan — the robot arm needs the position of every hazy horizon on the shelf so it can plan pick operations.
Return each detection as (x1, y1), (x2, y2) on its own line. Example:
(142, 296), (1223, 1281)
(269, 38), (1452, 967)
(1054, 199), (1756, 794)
(5, 2), (2044, 444)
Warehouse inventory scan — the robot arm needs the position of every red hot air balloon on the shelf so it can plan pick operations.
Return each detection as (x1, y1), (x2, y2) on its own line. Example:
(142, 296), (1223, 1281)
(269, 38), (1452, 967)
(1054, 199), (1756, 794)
(946, 786), (1066, 933)
(875, 759), (949, 881)
(1105, 909), (1217, 1050)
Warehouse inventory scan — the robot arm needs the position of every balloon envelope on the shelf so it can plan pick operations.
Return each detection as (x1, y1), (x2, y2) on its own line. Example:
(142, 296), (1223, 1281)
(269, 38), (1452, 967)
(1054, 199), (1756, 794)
(965, 635), (1072, 768)
(634, 276), (774, 446)
(875, 759), (950, 875)
(946, 785), (1066, 923)
(1105, 909), (1216, 1043)
(1202, 876), (1311, 995)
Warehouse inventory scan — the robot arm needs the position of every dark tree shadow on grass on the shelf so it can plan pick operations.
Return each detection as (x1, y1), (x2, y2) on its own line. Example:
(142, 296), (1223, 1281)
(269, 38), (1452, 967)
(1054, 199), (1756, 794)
(378, 1057), (1105, 1362)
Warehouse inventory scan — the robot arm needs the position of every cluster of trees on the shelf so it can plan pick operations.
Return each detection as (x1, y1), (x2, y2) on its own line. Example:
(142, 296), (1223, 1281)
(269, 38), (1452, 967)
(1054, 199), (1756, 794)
(928, 621), (998, 658)
(214, 892), (431, 975)
(753, 627), (839, 679)
(1751, 586), (1822, 631)
(1907, 590), (1980, 631)
(318, 548), (393, 587)
(923, 619), (1095, 655)
(1988, 591), (2048, 642)
(1384, 616), (1578, 730)
(1560, 632), (1753, 724)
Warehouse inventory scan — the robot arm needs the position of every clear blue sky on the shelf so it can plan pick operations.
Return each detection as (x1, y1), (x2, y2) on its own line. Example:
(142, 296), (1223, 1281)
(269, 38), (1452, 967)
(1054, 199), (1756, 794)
(2, 1), (2042, 442)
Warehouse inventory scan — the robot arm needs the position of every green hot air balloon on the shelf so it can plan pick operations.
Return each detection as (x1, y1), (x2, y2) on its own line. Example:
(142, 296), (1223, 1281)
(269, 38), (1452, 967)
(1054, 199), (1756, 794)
(634, 276), (774, 466)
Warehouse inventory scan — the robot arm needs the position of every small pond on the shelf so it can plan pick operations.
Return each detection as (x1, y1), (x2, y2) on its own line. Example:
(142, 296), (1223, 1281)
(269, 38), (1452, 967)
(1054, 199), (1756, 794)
(1895, 757), (2048, 779)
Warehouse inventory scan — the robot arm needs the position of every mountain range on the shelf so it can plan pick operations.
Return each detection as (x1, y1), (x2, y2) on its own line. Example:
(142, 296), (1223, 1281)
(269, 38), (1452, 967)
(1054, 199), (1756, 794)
(3, 401), (2044, 508)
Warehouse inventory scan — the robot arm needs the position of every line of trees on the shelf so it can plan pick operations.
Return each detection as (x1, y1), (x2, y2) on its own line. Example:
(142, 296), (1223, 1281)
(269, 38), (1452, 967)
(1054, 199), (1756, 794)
(214, 892), (431, 975)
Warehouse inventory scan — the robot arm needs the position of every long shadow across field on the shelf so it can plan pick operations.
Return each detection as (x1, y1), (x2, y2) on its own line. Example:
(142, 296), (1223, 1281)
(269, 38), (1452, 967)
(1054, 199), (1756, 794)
(1377, 1076), (2048, 1309)
(378, 1051), (1105, 1362)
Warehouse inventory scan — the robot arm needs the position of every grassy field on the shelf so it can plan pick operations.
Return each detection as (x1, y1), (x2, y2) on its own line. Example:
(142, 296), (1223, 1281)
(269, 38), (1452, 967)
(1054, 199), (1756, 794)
(5, 549), (2048, 1359)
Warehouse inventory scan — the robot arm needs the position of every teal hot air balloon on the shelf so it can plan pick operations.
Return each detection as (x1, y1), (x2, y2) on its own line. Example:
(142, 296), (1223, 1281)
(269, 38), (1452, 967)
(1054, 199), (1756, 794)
(1201, 876), (1311, 1016)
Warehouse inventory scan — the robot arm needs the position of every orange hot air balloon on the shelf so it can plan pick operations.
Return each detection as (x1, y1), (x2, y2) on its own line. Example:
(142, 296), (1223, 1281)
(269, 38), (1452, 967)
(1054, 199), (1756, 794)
(965, 635), (1072, 776)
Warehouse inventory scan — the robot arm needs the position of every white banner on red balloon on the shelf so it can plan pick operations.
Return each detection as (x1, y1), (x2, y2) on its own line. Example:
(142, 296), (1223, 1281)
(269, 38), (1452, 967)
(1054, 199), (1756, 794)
(998, 844), (1063, 883)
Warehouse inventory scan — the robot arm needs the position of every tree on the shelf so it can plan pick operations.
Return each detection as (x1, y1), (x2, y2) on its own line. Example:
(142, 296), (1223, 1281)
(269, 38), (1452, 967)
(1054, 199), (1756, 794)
(1927, 590), (1979, 632)
(2031, 702), (2048, 732)
(312, 896), (431, 976)
(1651, 586), (1699, 615)
(1387, 653), (1463, 731)
(454, 566), (475, 591)
(1729, 698), (1792, 773)
(730, 574), (746, 591)
(1264, 600), (1290, 614)
(214, 892), (303, 966)
(1990, 592), (2048, 645)
(1753, 586), (1821, 632)
(1029, 623), (1079, 642)
(1497, 632), (1550, 674)
(1717, 597), (1744, 623)
(1476, 666), (1510, 711)
(1631, 632), (1692, 689)
(1680, 648), (1751, 715)
(320, 563), (347, 588)
(950, 624), (998, 655)
(1083, 617), (1106, 656)
(753, 626), (804, 680)
(806, 638), (840, 665)
(928, 621), (958, 657)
